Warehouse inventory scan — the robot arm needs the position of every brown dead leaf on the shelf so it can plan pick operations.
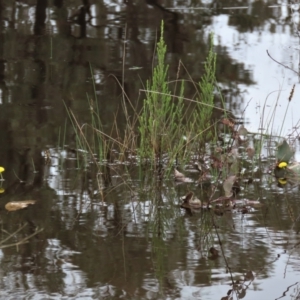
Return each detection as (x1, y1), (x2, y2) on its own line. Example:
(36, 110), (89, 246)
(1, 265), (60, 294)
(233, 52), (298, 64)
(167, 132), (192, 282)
(180, 191), (194, 202)
(5, 200), (36, 211)
(223, 175), (236, 197)
(238, 125), (248, 137)
(244, 199), (263, 208)
(221, 118), (235, 128)
(174, 169), (193, 183)
(180, 191), (202, 208)
(244, 270), (255, 281)
(209, 247), (219, 259)
(246, 147), (255, 159)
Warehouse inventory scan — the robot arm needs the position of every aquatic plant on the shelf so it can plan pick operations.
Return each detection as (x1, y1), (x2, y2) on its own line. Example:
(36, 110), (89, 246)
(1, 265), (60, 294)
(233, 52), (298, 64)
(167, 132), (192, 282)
(138, 21), (185, 165)
(191, 34), (217, 151)
(138, 22), (220, 173)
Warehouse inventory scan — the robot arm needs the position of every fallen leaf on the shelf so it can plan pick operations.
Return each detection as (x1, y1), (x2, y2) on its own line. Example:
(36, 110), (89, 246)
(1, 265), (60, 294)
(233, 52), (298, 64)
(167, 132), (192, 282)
(221, 118), (235, 128)
(174, 169), (193, 183)
(180, 191), (201, 208)
(209, 247), (219, 259)
(5, 200), (36, 211)
(243, 200), (263, 208)
(238, 125), (248, 139)
(244, 270), (254, 281)
(223, 175), (237, 197)
(180, 191), (194, 202)
(246, 147), (255, 159)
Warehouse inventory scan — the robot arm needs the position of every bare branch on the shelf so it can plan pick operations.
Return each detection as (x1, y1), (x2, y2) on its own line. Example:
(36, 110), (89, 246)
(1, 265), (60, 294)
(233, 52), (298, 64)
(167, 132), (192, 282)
(266, 50), (299, 76)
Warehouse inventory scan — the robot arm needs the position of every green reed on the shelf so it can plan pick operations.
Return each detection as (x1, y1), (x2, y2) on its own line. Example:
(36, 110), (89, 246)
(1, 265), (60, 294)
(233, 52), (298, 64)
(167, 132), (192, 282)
(66, 21), (220, 174)
(138, 23), (219, 172)
(192, 33), (217, 153)
(138, 21), (185, 166)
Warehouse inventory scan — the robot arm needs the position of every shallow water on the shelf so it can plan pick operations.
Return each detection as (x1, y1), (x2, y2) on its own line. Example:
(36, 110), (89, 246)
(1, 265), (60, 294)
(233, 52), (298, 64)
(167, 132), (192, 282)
(1, 1), (300, 300)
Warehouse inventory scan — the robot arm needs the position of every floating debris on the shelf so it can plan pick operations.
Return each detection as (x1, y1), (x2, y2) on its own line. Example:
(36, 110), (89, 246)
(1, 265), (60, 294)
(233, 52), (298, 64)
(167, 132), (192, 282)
(5, 200), (36, 211)
(174, 169), (193, 183)
(208, 247), (219, 260)
(180, 191), (202, 209)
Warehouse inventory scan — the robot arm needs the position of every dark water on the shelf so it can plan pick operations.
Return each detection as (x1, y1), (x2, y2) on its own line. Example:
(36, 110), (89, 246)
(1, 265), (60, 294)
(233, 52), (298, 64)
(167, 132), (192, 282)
(0, 1), (300, 299)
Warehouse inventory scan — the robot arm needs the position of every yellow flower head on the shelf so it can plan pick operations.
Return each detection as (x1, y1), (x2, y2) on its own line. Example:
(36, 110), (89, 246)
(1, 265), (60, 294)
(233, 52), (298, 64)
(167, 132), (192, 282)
(278, 162), (287, 169)
(278, 178), (287, 185)
(0, 167), (4, 173)
(0, 188), (4, 193)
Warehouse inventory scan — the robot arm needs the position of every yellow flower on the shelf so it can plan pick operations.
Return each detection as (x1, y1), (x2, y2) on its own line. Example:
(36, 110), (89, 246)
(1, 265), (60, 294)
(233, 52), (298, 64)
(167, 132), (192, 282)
(278, 178), (287, 185)
(0, 188), (4, 193)
(278, 162), (287, 169)
(0, 167), (4, 173)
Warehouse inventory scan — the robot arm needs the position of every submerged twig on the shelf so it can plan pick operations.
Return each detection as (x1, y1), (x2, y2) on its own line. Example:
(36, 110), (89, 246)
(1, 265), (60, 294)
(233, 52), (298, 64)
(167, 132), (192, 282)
(266, 50), (299, 76)
(0, 224), (43, 249)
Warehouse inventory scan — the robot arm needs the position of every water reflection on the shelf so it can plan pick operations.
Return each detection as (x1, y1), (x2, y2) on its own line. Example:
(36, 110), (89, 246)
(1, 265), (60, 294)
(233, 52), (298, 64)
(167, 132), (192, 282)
(0, 0), (300, 299)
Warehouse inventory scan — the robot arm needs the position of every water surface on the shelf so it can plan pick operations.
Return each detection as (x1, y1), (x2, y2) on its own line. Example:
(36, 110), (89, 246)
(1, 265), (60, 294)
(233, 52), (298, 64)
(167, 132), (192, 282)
(0, 1), (300, 300)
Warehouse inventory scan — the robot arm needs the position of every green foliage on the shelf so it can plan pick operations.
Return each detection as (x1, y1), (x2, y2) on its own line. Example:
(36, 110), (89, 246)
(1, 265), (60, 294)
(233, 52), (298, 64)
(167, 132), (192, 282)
(139, 21), (184, 164)
(276, 139), (294, 163)
(138, 24), (218, 169)
(69, 21), (219, 173)
(191, 34), (217, 150)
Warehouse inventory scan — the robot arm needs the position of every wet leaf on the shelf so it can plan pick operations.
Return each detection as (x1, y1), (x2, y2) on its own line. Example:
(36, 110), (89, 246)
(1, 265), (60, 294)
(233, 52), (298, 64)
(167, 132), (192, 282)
(211, 155), (223, 169)
(221, 118), (235, 129)
(276, 140), (294, 163)
(238, 125), (248, 136)
(209, 247), (219, 259)
(223, 175), (236, 197)
(180, 191), (194, 202)
(174, 168), (184, 179)
(174, 169), (193, 183)
(243, 200), (263, 208)
(241, 207), (249, 214)
(194, 162), (203, 172)
(230, 147), (239, 158)
(5, 200), (36, 211)
(221, 296), (231, 300)
(246, 147), (255, 159)
(180, 191), (201, 208)
(244, 270), (254, 281)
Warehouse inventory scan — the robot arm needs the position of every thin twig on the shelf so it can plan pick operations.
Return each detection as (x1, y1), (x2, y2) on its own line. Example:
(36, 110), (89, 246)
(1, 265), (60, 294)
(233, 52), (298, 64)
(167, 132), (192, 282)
(0, 226), (43, 249)
(266, 50), (299, 75)
(0, 224), (28, 245)
(139, 89), (232, 113)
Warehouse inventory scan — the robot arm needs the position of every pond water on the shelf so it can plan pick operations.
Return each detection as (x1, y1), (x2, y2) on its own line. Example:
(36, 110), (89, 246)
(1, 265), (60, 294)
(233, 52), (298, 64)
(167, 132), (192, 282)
(0, 1), (300, 300)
